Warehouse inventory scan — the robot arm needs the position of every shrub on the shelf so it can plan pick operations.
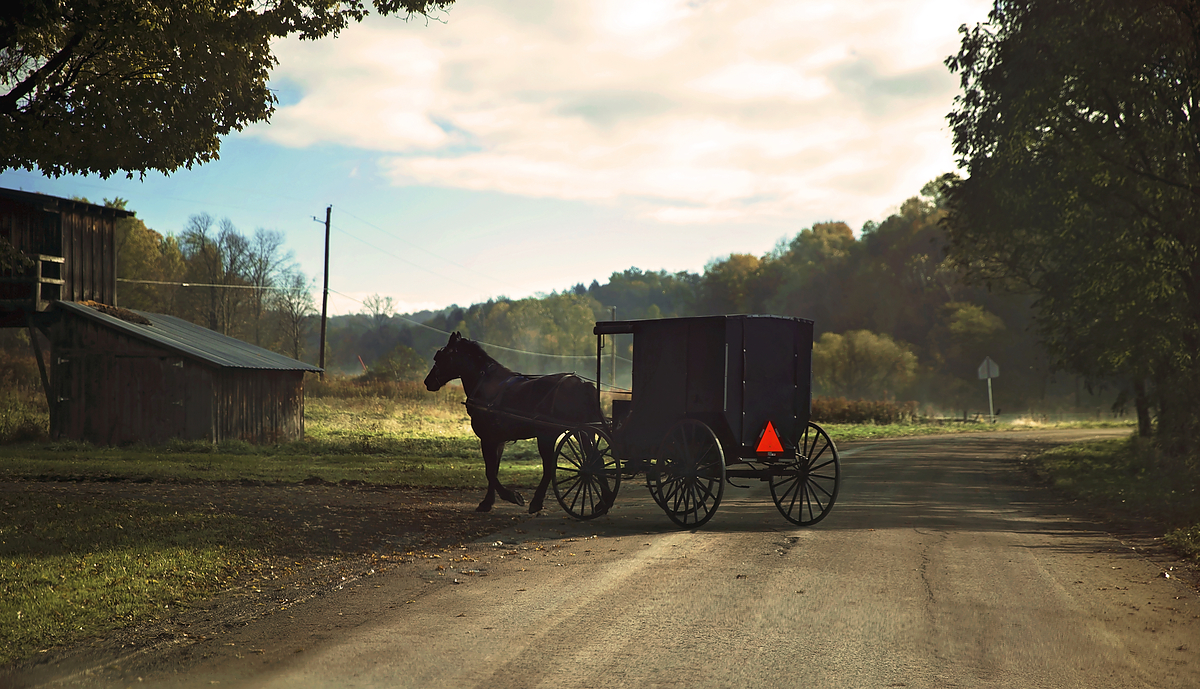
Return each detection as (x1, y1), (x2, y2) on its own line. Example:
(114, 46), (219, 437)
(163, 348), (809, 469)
(811, 396), (920, 424)
(813, 330), (918, 399)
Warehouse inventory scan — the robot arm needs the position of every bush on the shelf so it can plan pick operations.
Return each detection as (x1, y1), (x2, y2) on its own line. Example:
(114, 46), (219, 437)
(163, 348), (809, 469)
(813, 330), (918, 399)
(812, 396), (920, 424)
(361, 344), (428, 383)
(0, 390), (48, 443)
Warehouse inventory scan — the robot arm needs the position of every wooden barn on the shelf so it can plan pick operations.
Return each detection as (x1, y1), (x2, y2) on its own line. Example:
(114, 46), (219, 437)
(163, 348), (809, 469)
(1, 187), (323, 445)
(0, 187), (127, 322)
(48, 301), (321, 445)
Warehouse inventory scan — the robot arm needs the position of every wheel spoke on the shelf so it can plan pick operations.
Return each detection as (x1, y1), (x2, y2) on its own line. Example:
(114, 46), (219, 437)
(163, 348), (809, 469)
(770, 422), (840, 526)
(649, 420), (724, 528)
(554, 429), (620, 520)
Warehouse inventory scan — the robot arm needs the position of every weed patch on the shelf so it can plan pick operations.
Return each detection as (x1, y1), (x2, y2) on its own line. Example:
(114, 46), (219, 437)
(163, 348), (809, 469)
(1029, 436), (1200, 560)
(0, 494), (267, 665)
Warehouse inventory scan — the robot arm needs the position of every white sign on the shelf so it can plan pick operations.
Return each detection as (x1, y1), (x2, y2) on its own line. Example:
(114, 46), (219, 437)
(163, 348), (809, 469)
(978, 357), (999, 380)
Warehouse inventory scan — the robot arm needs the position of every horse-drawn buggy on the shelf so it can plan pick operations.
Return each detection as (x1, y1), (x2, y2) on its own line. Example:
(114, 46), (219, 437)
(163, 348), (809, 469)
(424, 315), (840, 529)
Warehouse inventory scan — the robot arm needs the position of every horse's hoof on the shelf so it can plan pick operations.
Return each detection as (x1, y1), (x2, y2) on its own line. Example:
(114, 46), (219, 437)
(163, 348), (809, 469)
(475, 503), (493, 512)
(527, 502), (543, 514)
(509, 493), (526, 507)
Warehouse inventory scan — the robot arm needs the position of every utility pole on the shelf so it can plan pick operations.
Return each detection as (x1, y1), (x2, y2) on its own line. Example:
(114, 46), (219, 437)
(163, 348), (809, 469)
(316, 206), (331, 380)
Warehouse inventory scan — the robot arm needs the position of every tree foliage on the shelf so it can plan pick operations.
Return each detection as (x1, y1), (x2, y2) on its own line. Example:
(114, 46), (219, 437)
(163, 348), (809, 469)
(942, 0), (1200, 450)
(812, 330), (918, 400)
(113, 206), (314, 357)
(0, 0), (454, 178)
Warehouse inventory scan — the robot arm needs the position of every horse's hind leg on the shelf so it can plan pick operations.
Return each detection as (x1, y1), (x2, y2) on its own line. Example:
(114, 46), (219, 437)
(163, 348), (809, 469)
(478, 438), (524, 512)
(528, 435), (558, 513)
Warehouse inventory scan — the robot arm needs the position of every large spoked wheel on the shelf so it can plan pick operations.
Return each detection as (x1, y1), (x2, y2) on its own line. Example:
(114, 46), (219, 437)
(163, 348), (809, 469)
(553, 427), (621, 520)
(770, 421), (840, 526)
(647, 419), (726, 528)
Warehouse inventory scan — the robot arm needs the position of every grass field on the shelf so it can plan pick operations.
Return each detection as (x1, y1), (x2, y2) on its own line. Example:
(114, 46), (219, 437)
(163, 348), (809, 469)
(0, 494), (268, 665)
(1026, 437), (1200, 559)
(1, 379), (1188, 667)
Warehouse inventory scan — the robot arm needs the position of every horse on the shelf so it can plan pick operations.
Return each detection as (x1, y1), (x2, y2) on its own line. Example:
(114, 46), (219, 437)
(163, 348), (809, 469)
(424, 332), (604, 513)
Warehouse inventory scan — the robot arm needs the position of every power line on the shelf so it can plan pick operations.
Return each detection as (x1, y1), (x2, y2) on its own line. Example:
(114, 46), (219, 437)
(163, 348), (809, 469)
(328, 288), (632, 364)
(115, 277), (630, 365)
(336, 207), (510, 289)
(329, 224), (495, 296)
(117, 277), (286, 291)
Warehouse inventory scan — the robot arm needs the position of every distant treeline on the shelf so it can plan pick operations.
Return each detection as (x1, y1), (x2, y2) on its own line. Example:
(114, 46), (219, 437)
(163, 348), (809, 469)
(313, 181), (1116, 416)
(4, 184), (1116, 417)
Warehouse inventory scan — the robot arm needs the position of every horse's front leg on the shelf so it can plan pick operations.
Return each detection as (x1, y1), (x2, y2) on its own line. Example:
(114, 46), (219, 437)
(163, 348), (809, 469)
(528, 435), (558, 513)
(478, 438), (524, 512)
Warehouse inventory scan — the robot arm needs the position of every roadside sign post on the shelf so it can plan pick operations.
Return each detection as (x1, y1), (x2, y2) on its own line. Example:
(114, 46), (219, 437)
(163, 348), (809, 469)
(978, 357), (999, 423)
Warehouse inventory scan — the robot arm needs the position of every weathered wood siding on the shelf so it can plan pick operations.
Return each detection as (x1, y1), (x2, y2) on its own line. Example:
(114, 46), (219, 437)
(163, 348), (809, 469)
(58, 204), (116, 304)
(49, 314), (306, 445)
(0, 193), (117, 308)
(211, 369), (305, 444)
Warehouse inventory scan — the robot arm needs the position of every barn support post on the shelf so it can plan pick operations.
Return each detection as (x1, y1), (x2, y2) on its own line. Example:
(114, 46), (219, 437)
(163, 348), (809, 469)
(24, 311), (53, 424)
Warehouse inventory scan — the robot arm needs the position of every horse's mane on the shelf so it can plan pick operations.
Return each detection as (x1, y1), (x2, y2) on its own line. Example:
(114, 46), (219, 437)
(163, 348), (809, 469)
(456, 336), (503, 370)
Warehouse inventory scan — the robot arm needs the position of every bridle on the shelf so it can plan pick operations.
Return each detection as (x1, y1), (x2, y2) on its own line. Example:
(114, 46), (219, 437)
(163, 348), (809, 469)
(429, 339), (500, 399)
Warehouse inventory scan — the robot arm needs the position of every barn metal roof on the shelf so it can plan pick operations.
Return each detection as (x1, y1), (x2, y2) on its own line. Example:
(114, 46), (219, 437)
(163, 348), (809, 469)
(55, 300), (322, 372)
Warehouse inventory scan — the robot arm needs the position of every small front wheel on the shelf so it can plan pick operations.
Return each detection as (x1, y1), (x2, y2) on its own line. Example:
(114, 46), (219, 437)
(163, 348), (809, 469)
(647, 419), (725, 528)
(553, 427), (621, 519)
(770, 421), (840, 526)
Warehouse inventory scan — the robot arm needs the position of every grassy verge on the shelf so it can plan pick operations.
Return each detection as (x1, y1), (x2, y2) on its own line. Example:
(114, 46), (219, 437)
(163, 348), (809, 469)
(821, 418), (1131, 442)
(0, 389), (546, 489)
(0, 494), (270, 666)
(1029, 437), (1200, 560)
(0, 437), (545, 489)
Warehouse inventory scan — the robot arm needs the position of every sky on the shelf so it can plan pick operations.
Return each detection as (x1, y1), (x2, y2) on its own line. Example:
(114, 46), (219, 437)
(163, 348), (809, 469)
(0, 0), (994, 317)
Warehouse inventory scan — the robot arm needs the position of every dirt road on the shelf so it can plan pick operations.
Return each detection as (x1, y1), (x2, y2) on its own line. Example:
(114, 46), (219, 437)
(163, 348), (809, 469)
(16, 428), (1200, 688)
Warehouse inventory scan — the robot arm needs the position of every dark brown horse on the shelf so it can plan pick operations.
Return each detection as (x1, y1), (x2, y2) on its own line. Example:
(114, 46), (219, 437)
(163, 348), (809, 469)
(424, 332), (602, 513)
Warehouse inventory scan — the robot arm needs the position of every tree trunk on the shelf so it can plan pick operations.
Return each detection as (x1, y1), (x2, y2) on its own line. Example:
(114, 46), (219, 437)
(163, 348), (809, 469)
(1153, 368), (1200, 457)
(1133, 378), (1151, 438)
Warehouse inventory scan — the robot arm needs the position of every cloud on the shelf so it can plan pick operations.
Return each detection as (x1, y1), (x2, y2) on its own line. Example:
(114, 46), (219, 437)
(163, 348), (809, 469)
(251, 0), (992, 227)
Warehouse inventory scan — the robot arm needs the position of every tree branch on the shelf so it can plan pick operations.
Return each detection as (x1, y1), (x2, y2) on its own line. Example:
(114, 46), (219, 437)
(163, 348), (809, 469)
(0, 29), (88, 115)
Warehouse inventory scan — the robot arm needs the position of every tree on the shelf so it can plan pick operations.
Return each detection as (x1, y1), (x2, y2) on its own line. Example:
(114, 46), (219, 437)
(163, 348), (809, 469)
(363, 343), (427, 382)
(246, 229), (291, 346)
(812, 330), (918, 400)
(113, 200), (186, 312)
(273, 269), (316, 361)
(179, 214), (251, 336)
(360, 293), (397, 361)
(1, 0), (453, 179)
(699, 253), (763, 314)
(0, 235), (31, 272)
(942, 0), (1200, 449)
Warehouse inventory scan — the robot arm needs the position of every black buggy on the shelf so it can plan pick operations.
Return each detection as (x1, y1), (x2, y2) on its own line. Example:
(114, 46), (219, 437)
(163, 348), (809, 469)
(551, 314), (840, 528)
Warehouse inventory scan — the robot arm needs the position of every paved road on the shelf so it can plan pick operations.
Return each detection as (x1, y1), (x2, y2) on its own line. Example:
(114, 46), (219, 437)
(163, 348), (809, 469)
(58, 429), (1200, 687)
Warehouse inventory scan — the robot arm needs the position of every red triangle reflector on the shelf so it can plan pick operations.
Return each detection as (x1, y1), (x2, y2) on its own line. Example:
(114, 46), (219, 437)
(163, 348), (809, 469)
(756, 421), (784, 454)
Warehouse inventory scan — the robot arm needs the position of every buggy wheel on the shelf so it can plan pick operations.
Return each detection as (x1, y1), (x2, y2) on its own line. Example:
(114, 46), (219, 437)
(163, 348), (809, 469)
(770, 421), (840, 526)
(553, 427), (621, 520)
(647, 419), (726, 528)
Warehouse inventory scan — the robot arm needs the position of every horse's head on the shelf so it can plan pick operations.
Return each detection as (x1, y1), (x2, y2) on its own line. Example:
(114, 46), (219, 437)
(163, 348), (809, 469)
(424, 332), (475, 391)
